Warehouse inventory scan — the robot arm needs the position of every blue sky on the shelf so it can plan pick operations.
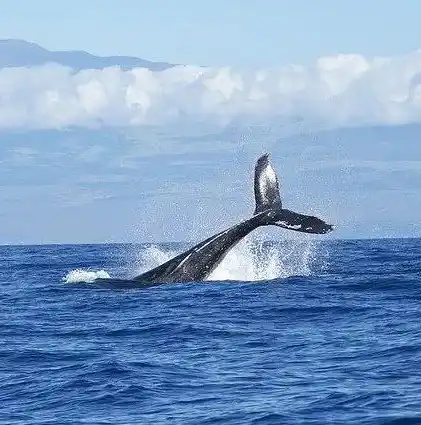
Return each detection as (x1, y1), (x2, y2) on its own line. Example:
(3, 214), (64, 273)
(1, 1), (421, 244)
(1, 0), (421, 66)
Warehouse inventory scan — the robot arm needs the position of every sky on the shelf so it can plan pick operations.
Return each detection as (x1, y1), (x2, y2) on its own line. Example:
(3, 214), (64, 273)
(1, 0), (421, 67)
(1, 1), (421, 244)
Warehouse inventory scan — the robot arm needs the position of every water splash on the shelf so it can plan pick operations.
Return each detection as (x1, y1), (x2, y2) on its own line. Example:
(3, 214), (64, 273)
(129, 245), (179, 278)
(208, 237), (320, 281)
(63, 269), (110, 283)
(62, 237), (325, 283)
(131, 237), (323, 282)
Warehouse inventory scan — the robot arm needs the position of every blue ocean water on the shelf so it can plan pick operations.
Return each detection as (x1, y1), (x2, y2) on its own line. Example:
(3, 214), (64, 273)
(1, 238), (421, 425)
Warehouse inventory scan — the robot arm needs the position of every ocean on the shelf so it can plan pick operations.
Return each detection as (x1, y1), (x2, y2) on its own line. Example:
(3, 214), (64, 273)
(1, 237), (421, 424)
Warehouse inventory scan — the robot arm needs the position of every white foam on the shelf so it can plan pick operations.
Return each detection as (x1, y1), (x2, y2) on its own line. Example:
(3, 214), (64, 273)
(62, 268), (110, 283)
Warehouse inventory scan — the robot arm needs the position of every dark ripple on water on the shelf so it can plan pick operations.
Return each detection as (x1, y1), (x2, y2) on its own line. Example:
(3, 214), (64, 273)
(1, 239), (421, 424)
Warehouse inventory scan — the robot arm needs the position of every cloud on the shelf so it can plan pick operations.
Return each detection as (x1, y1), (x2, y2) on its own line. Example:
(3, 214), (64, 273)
(1, 50), (421, 130)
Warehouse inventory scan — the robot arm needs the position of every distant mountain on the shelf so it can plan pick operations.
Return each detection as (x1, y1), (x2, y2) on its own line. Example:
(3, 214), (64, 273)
(0, 39), (174, 71)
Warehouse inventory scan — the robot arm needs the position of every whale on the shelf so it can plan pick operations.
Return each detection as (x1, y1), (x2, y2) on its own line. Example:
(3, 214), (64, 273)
(115, 153), (333, 286)
(91, 154), (333, 287)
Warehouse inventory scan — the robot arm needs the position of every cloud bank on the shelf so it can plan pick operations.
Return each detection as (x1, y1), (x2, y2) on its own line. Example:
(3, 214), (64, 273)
(1, 50), (421, 130)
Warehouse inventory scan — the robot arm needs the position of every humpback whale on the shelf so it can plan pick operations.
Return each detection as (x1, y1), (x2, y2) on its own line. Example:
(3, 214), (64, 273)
(127, 154), (333, 285)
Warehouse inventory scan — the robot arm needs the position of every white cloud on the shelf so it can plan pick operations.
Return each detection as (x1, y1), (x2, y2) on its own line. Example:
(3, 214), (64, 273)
(1, 50), (421, 130)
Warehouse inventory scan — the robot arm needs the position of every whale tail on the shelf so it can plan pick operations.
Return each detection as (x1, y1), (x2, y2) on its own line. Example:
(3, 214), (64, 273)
(253, 154), (333, 234)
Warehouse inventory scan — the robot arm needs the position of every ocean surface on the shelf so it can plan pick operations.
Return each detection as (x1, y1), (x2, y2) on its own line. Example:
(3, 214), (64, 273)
(1, 237), (421, 425)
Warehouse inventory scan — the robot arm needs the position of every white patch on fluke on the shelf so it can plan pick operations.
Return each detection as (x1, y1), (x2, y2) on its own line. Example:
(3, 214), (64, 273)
(63, 269), (110, 283)
(264, 164), (277, 185)
(278, 221), (302, 230)
(259, 163), (277, 203)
